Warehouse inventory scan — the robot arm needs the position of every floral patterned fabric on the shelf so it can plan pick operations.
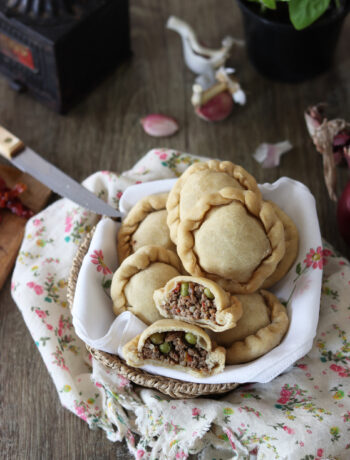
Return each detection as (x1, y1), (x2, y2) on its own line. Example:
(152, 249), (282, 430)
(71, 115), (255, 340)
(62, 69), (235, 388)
(11, 149), (350, 459)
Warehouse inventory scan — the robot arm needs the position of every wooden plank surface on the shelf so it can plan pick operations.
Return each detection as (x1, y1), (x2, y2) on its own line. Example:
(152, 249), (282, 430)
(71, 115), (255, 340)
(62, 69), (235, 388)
(1, 1), (350, 458)
(0, 165), (51, 289)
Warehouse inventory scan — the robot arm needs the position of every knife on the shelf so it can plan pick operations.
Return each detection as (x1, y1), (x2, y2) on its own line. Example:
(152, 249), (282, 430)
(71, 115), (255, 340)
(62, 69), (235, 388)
(0, 125), (123, 220)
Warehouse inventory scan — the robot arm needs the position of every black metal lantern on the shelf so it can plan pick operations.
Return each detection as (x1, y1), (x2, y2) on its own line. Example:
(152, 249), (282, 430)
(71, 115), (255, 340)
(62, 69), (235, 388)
(0, 0), (131, 112)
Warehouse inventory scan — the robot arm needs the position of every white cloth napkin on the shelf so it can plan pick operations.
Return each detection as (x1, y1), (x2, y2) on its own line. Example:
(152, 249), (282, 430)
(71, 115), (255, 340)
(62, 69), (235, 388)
(72, 218), (146, 352)
(72, 174), (322, 384)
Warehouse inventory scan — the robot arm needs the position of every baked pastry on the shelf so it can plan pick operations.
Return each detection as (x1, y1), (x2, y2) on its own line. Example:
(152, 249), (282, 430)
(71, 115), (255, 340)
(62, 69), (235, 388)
(117, 193), (175, 263)
(111, 246), (182, 324)
(262, 201), (299, 288)
(166, 160), (261, 244)
(177, 188), (286, 294)
(154, 276), (242, 332)
(213, 290), (289, 364)
(123, 319), (226, 377)
(214, 292), (271, 347)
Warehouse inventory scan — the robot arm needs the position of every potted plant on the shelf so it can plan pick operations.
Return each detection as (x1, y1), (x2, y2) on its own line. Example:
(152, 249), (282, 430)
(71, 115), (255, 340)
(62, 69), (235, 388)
(236, 0), (350, 82)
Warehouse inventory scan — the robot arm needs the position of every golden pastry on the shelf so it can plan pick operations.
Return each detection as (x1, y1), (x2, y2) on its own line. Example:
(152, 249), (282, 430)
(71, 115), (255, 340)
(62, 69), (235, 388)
(123, 319), (226, 377)
(214, 292), (271, 346)
(154, 276), (242, 332)
(118, 193), (175, 263)
(262, 201), (299, 288)
(166, 160), (261, 244)
(213, 290), (289, 364)
(111, 246), (182, 324)
(177, 188), (285, 294)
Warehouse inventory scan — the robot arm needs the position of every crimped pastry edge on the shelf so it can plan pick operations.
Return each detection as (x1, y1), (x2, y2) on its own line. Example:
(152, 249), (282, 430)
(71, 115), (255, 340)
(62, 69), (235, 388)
(166, 160), (262, 244)
(111, 245), (182, 315)
(225, 290), (289, 364)
(262, 201), (299, 288)
(177, 188), (286, 294)
(118, 192), (170, 263)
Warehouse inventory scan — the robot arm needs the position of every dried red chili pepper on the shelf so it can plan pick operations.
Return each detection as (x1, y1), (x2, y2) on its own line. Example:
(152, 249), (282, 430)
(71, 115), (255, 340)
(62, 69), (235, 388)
(0, 177), (34, 219)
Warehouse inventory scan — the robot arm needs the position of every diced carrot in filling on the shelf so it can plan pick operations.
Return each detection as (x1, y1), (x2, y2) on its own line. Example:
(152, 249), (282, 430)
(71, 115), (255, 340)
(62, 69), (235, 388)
(141, 331), (210, 371)
(163, 282), (217, 323)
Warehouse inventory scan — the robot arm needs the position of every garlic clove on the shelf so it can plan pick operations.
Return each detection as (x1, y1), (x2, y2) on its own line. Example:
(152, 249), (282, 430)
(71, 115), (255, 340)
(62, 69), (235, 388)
(140, 114), (179, 137)
(253, 141), (293, 168)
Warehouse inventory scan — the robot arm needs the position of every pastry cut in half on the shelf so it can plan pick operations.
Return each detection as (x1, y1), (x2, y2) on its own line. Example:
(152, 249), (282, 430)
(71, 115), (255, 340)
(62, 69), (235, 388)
(111, 246), (182, 325)
(213, 290), (289, 364)
(117, 193), (175, 263)
(153, 276), (243, 332)
(262, 201), (299, 288)
(166, 160), (261, 244)
(177, 188), (286, 294)
(123, 319), (226, 378)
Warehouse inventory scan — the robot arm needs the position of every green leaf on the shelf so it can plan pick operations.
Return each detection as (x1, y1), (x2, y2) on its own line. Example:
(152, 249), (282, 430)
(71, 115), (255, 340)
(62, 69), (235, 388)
(103, 279), (112, 289)
(288, 0), (331, 30)
(246, 0), (277, 8)
(262, 0), (277, 8)
(296, 262), (302, 275)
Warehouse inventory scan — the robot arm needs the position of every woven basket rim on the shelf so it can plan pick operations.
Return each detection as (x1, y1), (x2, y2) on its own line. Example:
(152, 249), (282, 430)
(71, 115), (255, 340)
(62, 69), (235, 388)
(67, 226), (239, 398)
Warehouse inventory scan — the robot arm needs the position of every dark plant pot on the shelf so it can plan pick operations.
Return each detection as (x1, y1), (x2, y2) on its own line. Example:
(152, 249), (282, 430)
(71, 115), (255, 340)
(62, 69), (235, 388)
(236, 0), (350, 82)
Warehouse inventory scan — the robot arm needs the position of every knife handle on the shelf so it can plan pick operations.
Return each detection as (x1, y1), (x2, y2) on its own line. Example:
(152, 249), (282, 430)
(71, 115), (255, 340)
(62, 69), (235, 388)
(0, 125), (25, 159)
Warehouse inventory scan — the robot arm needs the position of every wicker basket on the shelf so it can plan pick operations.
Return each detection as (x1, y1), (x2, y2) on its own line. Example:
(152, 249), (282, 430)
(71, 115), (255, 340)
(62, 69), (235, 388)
(67, 228), (239, 399)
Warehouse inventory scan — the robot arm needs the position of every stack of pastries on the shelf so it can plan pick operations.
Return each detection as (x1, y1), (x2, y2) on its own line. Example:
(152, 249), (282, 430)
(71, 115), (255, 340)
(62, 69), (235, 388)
(111, 160), (297, 378)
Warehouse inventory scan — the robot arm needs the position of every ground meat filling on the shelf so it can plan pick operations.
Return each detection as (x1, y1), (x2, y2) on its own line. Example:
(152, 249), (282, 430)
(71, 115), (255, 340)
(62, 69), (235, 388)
(163, 282), (218, 323)
(141, 331), (211, 371)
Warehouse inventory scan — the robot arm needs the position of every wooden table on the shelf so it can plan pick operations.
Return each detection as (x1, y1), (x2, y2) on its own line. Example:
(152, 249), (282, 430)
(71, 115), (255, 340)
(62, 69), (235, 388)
(1, 1), (350, 458)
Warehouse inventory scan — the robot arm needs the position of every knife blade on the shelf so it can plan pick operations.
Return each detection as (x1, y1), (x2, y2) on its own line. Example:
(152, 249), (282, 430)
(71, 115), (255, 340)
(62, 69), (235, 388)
(0, 125), (123, 219)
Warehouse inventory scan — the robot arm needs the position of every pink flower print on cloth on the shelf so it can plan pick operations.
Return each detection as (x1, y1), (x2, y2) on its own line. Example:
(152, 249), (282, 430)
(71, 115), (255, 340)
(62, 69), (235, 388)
(330, 364), (350, 378)
(283, 425), (295, 435)
(304, 246), (332, 270)
(284, 245), (332, 305)
(27, 281), (44, 295)
(154, 149), (169, 160)
(277, 386), (293, 405)
(65, 215), (73, 233)
(90, 249), (112, 275)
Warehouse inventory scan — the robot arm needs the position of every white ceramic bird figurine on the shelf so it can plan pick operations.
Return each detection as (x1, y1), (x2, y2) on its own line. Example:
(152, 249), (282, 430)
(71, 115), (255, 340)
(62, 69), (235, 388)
(166, 16), (242, 77)
(167, 16), (246, 122)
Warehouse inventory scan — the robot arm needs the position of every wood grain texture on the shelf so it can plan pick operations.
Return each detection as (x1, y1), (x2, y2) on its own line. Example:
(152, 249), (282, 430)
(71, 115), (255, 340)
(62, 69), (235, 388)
(0, 165), (51, 289)
(1, 1), (350, 458)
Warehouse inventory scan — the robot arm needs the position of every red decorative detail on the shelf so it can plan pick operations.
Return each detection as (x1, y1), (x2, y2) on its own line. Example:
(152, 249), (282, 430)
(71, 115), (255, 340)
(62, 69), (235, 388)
(304, 246), (331, 270)
(0, 33), (36, 71)
(90, 249), (112, 275)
